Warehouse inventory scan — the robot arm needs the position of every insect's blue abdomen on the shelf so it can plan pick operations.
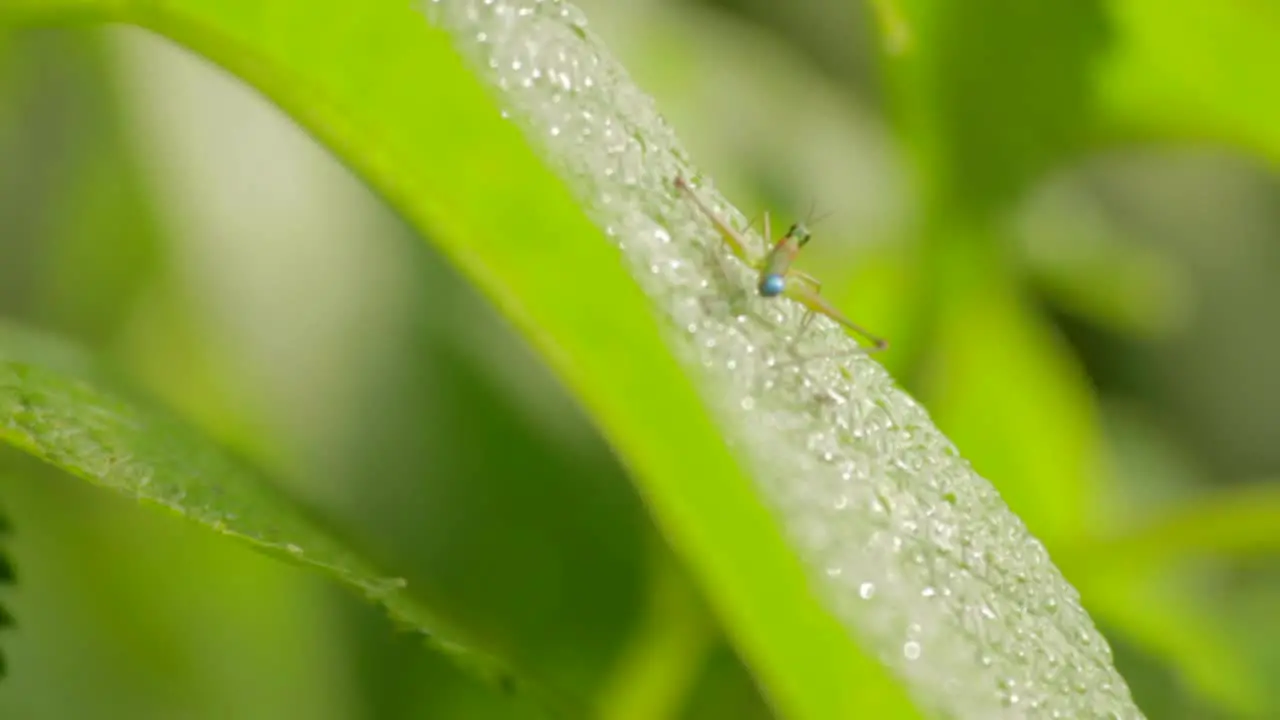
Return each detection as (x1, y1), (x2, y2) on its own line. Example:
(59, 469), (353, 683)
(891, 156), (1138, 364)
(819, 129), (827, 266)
(759, 274), (786, 297)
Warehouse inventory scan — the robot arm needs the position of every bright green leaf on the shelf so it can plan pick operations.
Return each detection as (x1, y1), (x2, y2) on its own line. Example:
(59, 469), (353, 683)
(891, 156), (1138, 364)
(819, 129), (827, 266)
(1064, 483), (1280, 575)
(1098, 2), (1280, 164)
(923, 235), (1102, 546)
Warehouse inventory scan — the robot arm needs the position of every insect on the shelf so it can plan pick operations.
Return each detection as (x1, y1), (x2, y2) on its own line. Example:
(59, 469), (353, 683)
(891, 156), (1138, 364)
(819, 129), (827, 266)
(674, 175), (888, 352)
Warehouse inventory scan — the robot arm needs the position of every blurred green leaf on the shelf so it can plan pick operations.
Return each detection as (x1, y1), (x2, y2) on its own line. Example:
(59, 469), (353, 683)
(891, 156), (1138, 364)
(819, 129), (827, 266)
(886, 0), (1280, 197)
(1063, 483), (1280, 575)
(888, 0), (1110, 215)
(923, 236), (1101, 545)
(1, 2), (913, 717)
(596, 550), (714, 720)
(679, 643), (776, 720)
(0, 501), (10, 681)
(0, 28), (165, 344)
(830, 244), (921, 377)
(0, 320), (552, 702)
(866, 0), (912, 55)
(1062, 479), (1280, 715)
(1097, 2), (1280, 163)
(1016, 180), (1191, 338)
(1078, 568), (1268, 717)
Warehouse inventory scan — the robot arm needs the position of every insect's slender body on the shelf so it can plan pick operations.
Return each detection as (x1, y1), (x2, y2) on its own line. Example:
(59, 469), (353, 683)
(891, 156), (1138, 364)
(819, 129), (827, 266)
(759, 224), (808, 297)
(674, 175), (887, 352)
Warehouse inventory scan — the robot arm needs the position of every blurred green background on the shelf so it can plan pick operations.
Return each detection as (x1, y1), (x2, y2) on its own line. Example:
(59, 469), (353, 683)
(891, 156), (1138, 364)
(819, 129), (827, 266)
(2, 0), (1279, 717)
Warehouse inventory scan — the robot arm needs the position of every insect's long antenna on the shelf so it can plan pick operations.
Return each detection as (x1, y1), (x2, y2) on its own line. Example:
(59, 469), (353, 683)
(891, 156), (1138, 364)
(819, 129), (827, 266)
(806, 198), (835, 229)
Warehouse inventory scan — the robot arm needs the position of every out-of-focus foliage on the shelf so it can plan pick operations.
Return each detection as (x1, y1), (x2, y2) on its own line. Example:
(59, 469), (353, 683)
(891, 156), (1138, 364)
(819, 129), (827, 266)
(0, 0), (921, 716)
(0, 504), (11, 679)
(0, 0), (1279, 719)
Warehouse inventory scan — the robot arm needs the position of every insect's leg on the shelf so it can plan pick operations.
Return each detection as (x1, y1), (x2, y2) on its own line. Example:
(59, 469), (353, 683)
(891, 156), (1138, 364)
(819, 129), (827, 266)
(790, 268), (822, 294)
(796, 309), (817, 341)
(785, 270), (824, 348)
(787, 273), (823, 344)
(674, 176), (763, 266)
(783, 279), (889, 352)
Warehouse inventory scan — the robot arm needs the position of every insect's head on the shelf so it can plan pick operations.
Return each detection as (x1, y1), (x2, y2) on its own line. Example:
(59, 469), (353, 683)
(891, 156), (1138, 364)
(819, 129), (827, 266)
(759, 273), (787, 297)
(787, 222), (812, 247)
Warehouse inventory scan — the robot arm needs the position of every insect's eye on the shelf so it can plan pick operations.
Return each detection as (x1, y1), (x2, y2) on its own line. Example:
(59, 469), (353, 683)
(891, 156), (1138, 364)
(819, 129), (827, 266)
(792, 223), (811, 246)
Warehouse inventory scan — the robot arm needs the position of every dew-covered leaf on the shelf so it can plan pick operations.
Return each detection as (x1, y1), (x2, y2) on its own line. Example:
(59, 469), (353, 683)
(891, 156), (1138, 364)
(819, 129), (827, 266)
(2, 0), (1146, 716)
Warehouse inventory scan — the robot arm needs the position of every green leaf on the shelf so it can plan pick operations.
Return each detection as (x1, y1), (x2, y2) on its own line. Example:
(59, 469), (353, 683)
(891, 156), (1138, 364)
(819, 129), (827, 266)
(1097, 1), (1280, 163)
(888, 0), (1110, 215)
(887, 0), (1280, 200)
(0, 501), (11, 681)
(1063, 483), (1280, 575)
(923, 234), (1102, 546)
(1016, 181), (1191, 339)
(1056, 485), (1280, 712)
(2, 0), (1144, 716)
(0, 27), (166, 345)
(0, 320), (551, 698)
(1078, 569), (1268, 717)
(0, 3), (907, 717)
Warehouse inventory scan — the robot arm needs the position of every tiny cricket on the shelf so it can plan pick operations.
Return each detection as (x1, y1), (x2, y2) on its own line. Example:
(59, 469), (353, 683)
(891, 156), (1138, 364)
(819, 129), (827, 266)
(674, 175), (888, 352)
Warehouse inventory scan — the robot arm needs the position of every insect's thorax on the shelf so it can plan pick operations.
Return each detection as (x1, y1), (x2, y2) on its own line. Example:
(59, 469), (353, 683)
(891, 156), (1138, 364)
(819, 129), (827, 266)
(764, 237), (800, 277)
